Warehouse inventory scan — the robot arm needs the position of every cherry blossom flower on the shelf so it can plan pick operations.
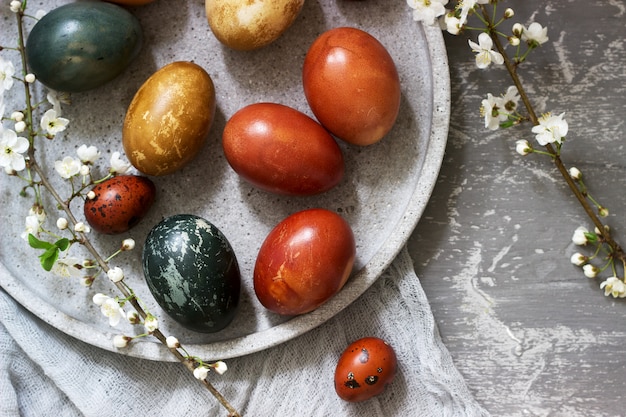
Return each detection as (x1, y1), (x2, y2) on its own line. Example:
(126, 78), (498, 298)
(46, 90), (68, 115)
(110, 151), (131, 174)
(600, 277), (626, 298)
(20, 214), (40, 241)
(521, 22), (549, 47)
(0, 126), (29, 172)
(51, 256), (83, 278)
(501, 86), (520, 112)
(54, 156), (81, 179)
(107, 266), (124, 283)
(442, 13), (461, 35)
(531, 112), (568, 146)
(407, 0), (448, 26)
(468, 32), (504, 69)
(102, 299), (126, 326)
(0, 57), (15, 91)
(458, 0), (489, 26)
(40, 109), (69, 136)
(480, 93), (506, 130)
(76, 144), (100, 164)
(193, 365), (210, 380)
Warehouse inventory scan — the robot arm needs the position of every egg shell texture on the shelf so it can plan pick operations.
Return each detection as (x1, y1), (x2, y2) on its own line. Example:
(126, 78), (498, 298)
(303, 27), (401, 146)
(222, 102), (345, 196)
(205, 0), (305, 51)
(142, 214), (241, 333)
(123, 61), (216, 176)
(25, 2), (143, 92)
(83, 175), (156, 235)
(253, 208), (356, 315)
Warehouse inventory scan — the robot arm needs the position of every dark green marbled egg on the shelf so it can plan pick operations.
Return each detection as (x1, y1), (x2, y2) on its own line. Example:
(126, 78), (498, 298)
(26, 2), (143, 92)
(142, 214), (241, 333)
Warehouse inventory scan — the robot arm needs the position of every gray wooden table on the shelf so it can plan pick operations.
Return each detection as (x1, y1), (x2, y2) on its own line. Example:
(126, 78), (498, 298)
(408, 1), (626, 415)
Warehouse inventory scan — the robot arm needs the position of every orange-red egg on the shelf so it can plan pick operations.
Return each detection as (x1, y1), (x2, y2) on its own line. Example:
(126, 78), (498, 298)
(303, 27), (401, 146)
(253, 208), (355, 315)
(334, 337), (398, 402)
(223, 103), (344, 196)
(83, 175), (156, 234)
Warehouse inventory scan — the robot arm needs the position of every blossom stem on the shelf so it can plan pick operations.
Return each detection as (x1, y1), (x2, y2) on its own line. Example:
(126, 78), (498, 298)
(479, 5), (625, 265)
(12, 8), (240, 416)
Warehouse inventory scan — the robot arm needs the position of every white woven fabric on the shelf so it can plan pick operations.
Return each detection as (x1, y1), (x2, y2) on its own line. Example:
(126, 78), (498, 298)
(0, 247), (488, 417)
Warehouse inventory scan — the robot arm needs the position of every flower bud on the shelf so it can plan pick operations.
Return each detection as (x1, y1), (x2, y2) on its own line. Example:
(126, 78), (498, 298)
(193, 365), (210, 380)
(113, 335), (131, 348)
(121, 238), (135, 251)
(25, 73), (36, 83)
(571, 226), (589, 245)
(11, 111), (24, 122)
(56, 217), (68, 230)
(598, 207), (609, 217)
(86, 191), (96, 200)
(81, 276), (95, 287)
(79, 164), (90, 177)
(504, 8), (514, 18)
(582, 264), (598, 278)
(508, 36), (520, 46)
(568, 167), (582, 180)
(74, 222), (90, 233)
(144, 314), (158, 332)
(512, 23), (524, 37)
(515, 139), (531, 156)
(14, 121), (26, 132)
(166, 336), (180, 349)
(570, 253), (587, 266)
(212, 361), (228, 375)
(107, 267), (124, 283)
(10, 1), (21, 13)
(127, 311), (141, 324)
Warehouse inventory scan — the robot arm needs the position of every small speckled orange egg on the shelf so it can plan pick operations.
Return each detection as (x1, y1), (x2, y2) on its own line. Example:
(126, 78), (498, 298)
(83, 175), (156, 234)
(122, 61), (216, 176)
(334, 337), (398, 402)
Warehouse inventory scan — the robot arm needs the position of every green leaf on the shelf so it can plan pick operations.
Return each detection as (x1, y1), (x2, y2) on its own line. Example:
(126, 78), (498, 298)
(54, 238), (70, 251)
(28, 233), (53, 250)
(39, 247), (60, 271)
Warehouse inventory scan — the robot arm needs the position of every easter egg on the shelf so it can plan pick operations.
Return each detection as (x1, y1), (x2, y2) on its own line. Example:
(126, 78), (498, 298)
(83, 175), (156, 235)
(222, 103), (344, 196)
(123, 61), (216, 176)
(303, 27), (401, 146)
(205, 0), (304, 51)
(334, 337), (398, 402)
(142, 214), (241, 333)
(253, 208), (356, 315)
(26, 2), (143, 92)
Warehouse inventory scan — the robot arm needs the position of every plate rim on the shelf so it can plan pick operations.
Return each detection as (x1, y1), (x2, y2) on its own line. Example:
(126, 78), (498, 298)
(0, 21), (450, 362)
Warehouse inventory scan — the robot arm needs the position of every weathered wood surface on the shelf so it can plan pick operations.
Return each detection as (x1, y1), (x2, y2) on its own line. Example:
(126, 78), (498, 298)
(409, 1), (626, 415)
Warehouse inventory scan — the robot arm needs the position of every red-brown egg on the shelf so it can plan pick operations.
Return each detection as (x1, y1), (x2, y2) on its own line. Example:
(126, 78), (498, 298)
(253, 208), (356, 315)
(334, 337), (398, 402)
(222, 103), (344, 196)
(302, 27), (401, 146)
(84, 175), (156, 234)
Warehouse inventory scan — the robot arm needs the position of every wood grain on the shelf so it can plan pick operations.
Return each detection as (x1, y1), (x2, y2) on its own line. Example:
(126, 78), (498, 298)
(408, 1), (626, 415)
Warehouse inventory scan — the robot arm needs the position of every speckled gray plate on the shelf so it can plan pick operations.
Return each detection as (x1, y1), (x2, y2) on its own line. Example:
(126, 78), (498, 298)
(0, 0), (449, 362)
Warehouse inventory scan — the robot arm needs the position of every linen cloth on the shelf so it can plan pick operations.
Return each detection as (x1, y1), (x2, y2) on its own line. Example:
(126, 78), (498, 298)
(0, 247), (488, 417)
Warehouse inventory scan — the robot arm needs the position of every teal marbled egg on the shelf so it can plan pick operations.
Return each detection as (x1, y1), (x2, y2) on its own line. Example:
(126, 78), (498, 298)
(142, 214), (241, 333)
(25, 2), (143, 92)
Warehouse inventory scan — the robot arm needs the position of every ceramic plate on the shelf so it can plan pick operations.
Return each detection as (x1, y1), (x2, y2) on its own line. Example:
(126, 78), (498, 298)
(0, 0), (449, 362)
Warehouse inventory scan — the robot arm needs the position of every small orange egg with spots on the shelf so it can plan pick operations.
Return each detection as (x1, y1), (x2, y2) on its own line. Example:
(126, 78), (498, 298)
(334, 337), (397, 402)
